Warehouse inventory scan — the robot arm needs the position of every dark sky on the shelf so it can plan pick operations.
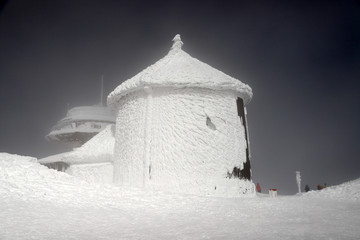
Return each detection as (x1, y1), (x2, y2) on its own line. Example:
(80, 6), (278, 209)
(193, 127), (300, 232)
(1, 0), (359, 194)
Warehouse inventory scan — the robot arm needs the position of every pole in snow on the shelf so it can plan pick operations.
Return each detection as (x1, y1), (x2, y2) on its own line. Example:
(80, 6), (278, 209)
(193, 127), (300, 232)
(296, 171), (301, 194)
(100, 75), (104, 106)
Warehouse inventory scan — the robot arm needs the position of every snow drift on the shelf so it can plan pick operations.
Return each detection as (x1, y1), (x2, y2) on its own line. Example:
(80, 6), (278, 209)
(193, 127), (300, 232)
(1, 153), (360, 240)
(302, 178), (360, 201)
(0, 153), (119, 207)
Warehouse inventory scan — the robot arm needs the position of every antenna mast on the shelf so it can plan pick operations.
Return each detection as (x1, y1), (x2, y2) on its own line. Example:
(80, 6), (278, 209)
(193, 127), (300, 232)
(100, 75), (104, 106)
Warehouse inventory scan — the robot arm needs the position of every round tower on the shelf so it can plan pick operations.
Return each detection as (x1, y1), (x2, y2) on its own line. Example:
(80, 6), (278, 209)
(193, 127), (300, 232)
(108, 35), (254, 196)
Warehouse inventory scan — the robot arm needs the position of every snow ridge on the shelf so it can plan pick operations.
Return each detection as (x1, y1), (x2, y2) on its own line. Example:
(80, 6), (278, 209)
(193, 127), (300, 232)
(303, 178), (360, 201)
(1, 153), (360, 240)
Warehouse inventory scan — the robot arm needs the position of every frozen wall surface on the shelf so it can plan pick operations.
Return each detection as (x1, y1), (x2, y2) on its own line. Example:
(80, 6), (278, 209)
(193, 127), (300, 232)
(109, 34), (254, 196)
(113, 91), (147, 186)
(113, 87), (254, 196)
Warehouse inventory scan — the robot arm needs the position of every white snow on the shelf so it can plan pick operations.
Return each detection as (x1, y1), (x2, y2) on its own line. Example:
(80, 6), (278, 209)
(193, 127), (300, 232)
(302, 178), (360, 201)
(66, 162), (113, 184)
(107, 34), (252, 107)
(1, 153), (359, 239)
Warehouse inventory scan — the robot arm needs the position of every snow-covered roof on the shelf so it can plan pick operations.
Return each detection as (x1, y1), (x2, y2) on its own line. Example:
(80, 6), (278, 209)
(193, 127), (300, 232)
(38, 152), (70, 164)
(62, 124), (115, 164)
(39, 124), (115, 165)
(58, 106), (115, 125)
(107, 34), (253, 107)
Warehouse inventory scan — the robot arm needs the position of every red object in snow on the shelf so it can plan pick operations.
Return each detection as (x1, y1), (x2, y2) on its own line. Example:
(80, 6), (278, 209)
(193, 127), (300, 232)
(256, 183), (261, 192)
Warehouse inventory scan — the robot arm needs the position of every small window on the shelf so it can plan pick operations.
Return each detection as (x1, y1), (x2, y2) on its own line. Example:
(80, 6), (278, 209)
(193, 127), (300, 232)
(91, 123), (101, 129)
(44, 162), (69, 172)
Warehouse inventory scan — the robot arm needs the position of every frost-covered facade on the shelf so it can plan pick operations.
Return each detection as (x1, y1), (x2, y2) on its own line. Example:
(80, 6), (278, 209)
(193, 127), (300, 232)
(108, 35), (255, 196)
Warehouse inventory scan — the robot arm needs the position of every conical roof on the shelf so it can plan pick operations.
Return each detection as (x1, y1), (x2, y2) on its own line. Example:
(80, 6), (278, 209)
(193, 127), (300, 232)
(107, 34), (252, 107)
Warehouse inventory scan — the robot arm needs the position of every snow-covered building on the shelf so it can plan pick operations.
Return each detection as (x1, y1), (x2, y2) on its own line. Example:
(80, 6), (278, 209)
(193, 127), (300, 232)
(40, 80), (116, 183)
(108, 35), (255, 196)
(41, 106), (115, 183)
(46, 105), (115, 148)
(39, 124), (115, 184)
(46, 78), (115, 148)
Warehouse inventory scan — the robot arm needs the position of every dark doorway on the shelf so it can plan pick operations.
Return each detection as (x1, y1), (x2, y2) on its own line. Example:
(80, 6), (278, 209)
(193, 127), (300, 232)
(236, 98), (251, 180)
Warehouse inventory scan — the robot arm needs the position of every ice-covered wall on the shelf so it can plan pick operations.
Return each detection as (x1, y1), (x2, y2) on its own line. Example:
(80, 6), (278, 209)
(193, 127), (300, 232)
(113, 91), (147, 186)
(113, 87), (255, 196)
(66, 163), (113, 184)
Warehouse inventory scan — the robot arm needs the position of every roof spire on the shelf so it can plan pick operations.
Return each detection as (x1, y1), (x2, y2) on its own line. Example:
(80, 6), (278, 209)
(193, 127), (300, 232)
(171, 34), (183, 51)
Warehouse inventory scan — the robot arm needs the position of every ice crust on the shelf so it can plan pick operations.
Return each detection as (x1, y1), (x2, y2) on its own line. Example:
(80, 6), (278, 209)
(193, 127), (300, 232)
(113, 87), (255, 196)
(107, 35), (252, 108)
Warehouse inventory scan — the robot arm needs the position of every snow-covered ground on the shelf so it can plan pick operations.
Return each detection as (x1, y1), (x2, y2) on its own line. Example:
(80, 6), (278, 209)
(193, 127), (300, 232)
(1, 153), (359, 240)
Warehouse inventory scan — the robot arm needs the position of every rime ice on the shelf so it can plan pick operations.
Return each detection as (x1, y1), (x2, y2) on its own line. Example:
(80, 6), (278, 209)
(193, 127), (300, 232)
(108, 35), (254, 196)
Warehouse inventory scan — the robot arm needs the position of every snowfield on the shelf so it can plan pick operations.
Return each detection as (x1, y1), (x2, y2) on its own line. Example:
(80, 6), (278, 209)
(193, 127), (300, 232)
(0, 153), (359, 240)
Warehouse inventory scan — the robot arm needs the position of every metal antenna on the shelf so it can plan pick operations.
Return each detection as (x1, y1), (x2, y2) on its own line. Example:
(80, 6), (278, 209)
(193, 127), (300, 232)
(100, 75), (104, 106)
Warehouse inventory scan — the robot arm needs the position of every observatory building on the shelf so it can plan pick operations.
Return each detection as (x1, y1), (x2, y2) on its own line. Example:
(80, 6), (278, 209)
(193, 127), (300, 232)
(40, 80), (115, 179)
(46, 94), (115, 148)
(108, 35), (254, 196)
